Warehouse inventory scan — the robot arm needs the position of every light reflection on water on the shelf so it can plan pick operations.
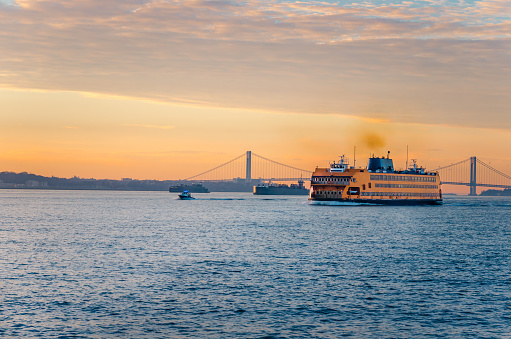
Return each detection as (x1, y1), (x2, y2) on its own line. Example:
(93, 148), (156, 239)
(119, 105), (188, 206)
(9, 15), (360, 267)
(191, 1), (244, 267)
(1, 190), (510, 338)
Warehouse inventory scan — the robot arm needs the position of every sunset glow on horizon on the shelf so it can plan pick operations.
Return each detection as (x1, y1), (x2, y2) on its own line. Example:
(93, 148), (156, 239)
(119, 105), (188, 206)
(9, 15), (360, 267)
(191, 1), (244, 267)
(1, 0), (510, 194)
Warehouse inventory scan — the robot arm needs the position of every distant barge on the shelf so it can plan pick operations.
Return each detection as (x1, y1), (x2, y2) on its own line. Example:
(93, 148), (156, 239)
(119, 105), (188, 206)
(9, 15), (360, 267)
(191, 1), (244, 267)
(169, 183), (209, 193)
(253, 180), (309, 196)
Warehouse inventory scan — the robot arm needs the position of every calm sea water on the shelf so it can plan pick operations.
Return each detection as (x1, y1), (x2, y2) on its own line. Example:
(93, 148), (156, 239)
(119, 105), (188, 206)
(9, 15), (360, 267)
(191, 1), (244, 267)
(0, 190), (510, 338)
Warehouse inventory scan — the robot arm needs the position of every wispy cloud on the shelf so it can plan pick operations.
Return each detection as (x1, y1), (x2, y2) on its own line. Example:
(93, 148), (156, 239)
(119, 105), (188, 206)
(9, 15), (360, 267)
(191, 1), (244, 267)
(3, 1), (510, 41)
(123, 124), (175, 130)
(0, 0), (510, 129)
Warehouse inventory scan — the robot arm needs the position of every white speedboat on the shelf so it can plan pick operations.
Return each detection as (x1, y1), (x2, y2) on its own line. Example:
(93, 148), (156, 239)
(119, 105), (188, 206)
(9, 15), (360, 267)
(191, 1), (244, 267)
(178, 190), (194, 200)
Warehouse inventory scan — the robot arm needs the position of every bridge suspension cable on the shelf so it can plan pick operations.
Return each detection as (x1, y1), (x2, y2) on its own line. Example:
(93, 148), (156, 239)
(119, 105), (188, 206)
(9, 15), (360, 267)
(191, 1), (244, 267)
(184, 151), (312, 182)
(477, 159), (511, 182)
(432, 158), (470, 172)
(185, 153), (246, 181)
(252, 152), (312, 181)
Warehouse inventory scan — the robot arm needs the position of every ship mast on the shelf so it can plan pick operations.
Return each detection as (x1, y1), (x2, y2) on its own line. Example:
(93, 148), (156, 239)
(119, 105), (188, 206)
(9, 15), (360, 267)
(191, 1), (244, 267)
(353, 146), (356, 168)
(406, 145), (409, 170)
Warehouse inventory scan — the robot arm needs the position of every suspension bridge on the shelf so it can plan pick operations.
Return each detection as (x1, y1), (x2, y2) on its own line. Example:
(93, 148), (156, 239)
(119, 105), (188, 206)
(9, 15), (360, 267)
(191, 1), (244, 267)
(186, 151), (312, 182)
(184, 151), (511, 195)
(433, 157), (511, 195)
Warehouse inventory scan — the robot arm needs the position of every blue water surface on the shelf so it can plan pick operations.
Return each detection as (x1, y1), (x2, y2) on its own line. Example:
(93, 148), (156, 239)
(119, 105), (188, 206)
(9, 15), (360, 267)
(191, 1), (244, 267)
(0, 190), (510, 338)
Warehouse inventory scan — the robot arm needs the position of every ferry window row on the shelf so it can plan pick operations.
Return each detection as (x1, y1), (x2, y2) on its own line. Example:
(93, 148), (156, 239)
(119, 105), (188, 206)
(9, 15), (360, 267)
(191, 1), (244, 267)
(314, 190), (341, 195)
(312, 177), (350, 184)
(375, 184), (438, 189)
(370, 175), (436, 183)
(361, 192), (440, 198)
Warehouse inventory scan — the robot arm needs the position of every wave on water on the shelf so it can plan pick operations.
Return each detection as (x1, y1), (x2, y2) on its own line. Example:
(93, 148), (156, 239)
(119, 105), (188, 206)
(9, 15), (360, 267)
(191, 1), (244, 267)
(443, 198), (511, 208)
(199, 198), (246, 201)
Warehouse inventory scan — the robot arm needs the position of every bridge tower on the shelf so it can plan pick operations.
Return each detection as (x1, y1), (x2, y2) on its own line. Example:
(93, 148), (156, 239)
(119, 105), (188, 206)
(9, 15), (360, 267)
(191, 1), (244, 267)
(246, 151), (252, 181)
(470, 156), (477, 196)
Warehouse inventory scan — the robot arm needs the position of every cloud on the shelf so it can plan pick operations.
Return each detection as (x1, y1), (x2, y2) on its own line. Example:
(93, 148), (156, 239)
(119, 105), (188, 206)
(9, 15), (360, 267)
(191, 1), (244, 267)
(0, 0), (510, 129)
(4, 1), (510, 40)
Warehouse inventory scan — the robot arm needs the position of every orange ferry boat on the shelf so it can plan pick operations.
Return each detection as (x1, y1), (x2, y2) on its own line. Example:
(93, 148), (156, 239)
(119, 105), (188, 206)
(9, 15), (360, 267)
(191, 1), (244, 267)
(309, 152), (442, 205)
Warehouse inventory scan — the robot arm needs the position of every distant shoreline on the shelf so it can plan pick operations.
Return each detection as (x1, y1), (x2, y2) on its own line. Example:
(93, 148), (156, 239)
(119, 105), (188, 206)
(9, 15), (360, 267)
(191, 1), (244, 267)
(0, 171), (255, 192)
(479, 188), (511, 196)
(0, 186), (167, 191)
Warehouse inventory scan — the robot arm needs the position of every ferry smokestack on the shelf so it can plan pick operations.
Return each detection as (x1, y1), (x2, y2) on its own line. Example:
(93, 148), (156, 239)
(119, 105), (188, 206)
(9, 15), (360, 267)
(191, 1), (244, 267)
(387, 151), (390, 159)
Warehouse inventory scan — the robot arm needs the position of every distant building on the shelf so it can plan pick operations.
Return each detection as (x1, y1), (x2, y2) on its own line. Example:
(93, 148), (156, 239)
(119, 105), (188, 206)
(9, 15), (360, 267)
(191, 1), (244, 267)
(25, 180), (48, 187)
(25, 180), (40, 187)
(0, 183), (17, 188)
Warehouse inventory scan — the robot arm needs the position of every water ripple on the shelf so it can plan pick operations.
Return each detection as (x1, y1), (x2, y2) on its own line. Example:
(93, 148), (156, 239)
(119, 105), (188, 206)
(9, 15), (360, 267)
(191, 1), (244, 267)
(0, 191), (510, 338)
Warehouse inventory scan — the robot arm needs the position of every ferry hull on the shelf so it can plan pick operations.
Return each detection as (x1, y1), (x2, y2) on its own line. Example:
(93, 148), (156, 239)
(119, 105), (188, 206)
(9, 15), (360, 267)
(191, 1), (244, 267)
(309, 198), (442, 206)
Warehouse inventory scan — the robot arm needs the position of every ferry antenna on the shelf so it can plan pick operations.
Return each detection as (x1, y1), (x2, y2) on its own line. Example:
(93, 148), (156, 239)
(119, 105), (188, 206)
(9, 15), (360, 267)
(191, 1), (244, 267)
(406, 145), (409, 170)
(354, 146), (356, 168)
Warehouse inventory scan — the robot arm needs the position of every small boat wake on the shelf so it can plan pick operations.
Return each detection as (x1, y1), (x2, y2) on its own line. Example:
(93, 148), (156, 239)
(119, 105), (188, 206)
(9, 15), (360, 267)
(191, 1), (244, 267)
(204, 198), (246, 201)
(175, 195), (246, 201)
(176, 197), (246, 201)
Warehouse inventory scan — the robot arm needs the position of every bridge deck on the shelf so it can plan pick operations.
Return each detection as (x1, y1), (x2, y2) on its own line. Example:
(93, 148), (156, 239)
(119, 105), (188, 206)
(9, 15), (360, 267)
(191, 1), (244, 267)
(441, 182), (511, 189)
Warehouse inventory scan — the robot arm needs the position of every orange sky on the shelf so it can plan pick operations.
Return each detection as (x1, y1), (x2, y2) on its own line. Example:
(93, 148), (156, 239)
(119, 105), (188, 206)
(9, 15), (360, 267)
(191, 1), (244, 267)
(1, 0), (510, 194)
